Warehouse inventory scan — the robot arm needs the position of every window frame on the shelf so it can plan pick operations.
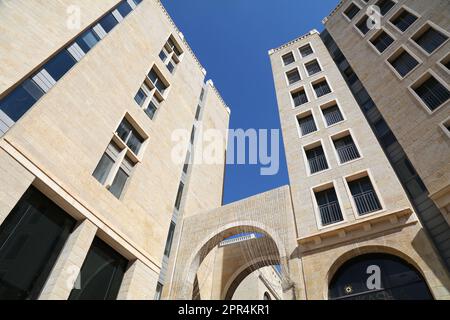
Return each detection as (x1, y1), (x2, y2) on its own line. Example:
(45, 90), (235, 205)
(385, 45), (422, 80)
(304, 58), (323, 77)
(342, 2), (362, 22)
(281, 51), (296, 66)
(329, 129), (363, 166)
(299, 43), (315, 59)
(319, 99), (346, 128)
(408, 70), (450, 114)
(296, 109), (318, 138)
(368, 28), (396, 55)
(302, 139), (331, 177)
(409, 21), (450, 57)
(310, 180), (347, 229)
(311, 76), (333, 99)
(290, 86), (309, 108)
(285, 67), (302, 86)
(387, 5), (420, 33)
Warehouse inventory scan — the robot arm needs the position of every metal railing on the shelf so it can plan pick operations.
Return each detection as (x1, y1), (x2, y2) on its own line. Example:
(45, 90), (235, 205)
(308, 154), (328, 174)
(353, 190), (381, 215)
(324, 108), (343, 126)
(337, 144), (360, 163)
(299, 119), (317, 135)
(319, 201), (343, 226)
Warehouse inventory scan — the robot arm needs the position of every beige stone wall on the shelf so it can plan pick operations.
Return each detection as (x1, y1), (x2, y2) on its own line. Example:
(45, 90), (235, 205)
(232, 266), (283, 300)
(324, 0), (450, 212)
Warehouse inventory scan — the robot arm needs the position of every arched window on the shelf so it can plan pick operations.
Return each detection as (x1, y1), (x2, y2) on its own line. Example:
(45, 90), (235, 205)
(263, 292), (271, 300)
(329, 253), (433, 300)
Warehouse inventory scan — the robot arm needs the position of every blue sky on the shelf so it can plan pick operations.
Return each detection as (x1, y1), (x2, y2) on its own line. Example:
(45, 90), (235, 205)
(161, 0), (340, 204)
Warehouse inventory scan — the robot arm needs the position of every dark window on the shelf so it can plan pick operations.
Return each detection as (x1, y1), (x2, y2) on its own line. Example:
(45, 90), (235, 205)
(167, 38), (182, 57)
(305, 60), (322, 76)
(116, 118), (145, 154)
(313, 80), (332, 97)
(323, 104), (344, 126)
(93, 153), (115, 184)
(109, 167), (129, 199)
(282, 52), (295, 66)
(155, 282), (163, 300)
(298, 115), (317, 136)
(42, 49), (77, 81)
(391, 9), (418, 32)
(174, 182), (184, 210)
(159, 49), (168, 62)
(334, 135), (360, 163)
(69, 238), (128, 300)
(134, 88), (147, 107)
(0, 79), (44, 121)
(292, 89), (308, 107)
(306, 145), (328, 174)
(374, 119), (396, 147)
(329, 253), (433, 300)
(348, 176), (382, 215)
(375, 0), (396, 16)
(117, 1), (132, 17)
(200, 88), (205, 101)
(190, 127), (196, 144)
(356, 16), (370, 35)
(370, 31), (394, 53)
(164, 222), (176, 257)
(344, 3), (360, 20)
(148, 68), (168, 94)
(315, 188), (343, 226)
(75, 28), (100, 53)
(145, 98), (158, 120)
(389, 50), (419, 77)
(195, 105), (201, 120)
(414, 76), (450, 111)
(286, 69), (301, 85)
(443, 58), (450, 70)
(299, 44), (314, 57)
(344, 66), (358, 85)
(98, 13), (119, 33)
(414, 26), (449, 54)
(393, 158), (427, 198)
(132, 0), (142, 5)
(0, 187), (76, 300)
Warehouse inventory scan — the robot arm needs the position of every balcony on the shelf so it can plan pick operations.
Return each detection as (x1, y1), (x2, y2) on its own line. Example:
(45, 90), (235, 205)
(336, 143), (360, 163)
(319, 201), (343, 226)
(353, 190), (382, 215)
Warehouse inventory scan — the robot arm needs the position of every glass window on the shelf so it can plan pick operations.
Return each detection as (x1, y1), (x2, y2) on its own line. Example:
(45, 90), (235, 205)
(0, 187), (76, 300)
(164, 222), (176, 257)
(305, 60), (322, 76)
(389, 50), (419, 77)
(109, 168), (129, 199)
(356, 16), (370, 35)
(313, 80), (332, 97)
(282, 52), (295, 66)
(98, 13), (119, 33)
(93, 153), (115, 184)
(306, 146), (328, 173)
(344, 3), (360, 20)
(323, 104), (344, 126)
(117, 1), (132, 17)
(299, 44), (314, 58)
(292, 89), (308, 107)
(315, 188), (343, 225)
(75, 29), (100, 53)
(145, 98), (159, 120)
(155, 282), (163, 300)
(116, 119), (144, 154)
(174, 182), (184, 210)
(134, 88), (147, 107)
(69, 238), (128, 300)
(375, 0), (396, 16)
(0, 79), (44, 121)
(348, 176), (382, 215)
(42, 50), (77, 81)
(391, 9), (418, 32)
(286, 69), (301, 85)
(298, 114), (317, 136)
(414, 26), (449, 54)
(370, 31), (394, 53)
(148, 68), (168, 94)
(414, 76), (450, 111)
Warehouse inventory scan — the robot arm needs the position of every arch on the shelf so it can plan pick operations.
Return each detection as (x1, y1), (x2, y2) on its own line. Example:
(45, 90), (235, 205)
(326, 247), (433, 300)
(263, 292), (272, 300)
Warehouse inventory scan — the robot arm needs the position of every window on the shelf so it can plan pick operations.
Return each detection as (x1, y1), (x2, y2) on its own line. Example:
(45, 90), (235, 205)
(298, 114), (317, 136)
(393, 158), (427, 198)
(322, 103), (344, 126)
(370, 31), (394, 53)
(75, 28), (100, 53)
(441, 55), (450, 71)
(388, 49), (419, 77)
(190, 126), (196, 144)
(42, 49), (77, 82)
(0, 187), (76, 300)
(390, 9), (418, 32)
(375, 0), (396, 16)
(315, 187), (343, 226)
(313, 79), (332, 97)
(116, 0), (133, 17)
(200, 88), (205, 101)
(356, 16), (370, 35)
(348, 176), (382, 215)
(155, 282), (163, 300)
(195, 105), (202, 120)
(69, 238), (128, 300)
(134, 83), (161, 120)
(98, 12), (119, 33)
(282, 52), (295, 66)
(174, 182), (184, 210)
(344, 3), (360, 20)
(412, 75), (450, 111)
(286, 69), (301, 85)
(305, 59), (322, 76)
(148, 68), (168, 94)
(159, 36), (183, 74)
(413, 25), (449, 54)
(292, 88), (308, 107)
(374, 119), (396, 147)
(333, 135), (360, 163)
(306, 145), (328, 174)
(116, 118), (145, 155)
(299, 44), (314, 58)
(164, 222), (176, 257)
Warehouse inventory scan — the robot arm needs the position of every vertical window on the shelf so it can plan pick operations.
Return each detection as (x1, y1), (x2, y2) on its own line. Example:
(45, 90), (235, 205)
(375, 0), (396, 16)
(164, 222), (176, 257)
(42, 50), (77, 82)
(148, 68), (168, 94)
(0, 187), (76, 300)
(292, 88), (308, 107)
(322, 103), (344, 126)
(69, 238), (128, 300)
(195, 105), (202, 120)
(388, 49), (419, 77)
(393, 158), (427, 198)
(348, 176), (382, 215)
(370, 31), (394, 53)
(282, 52), (295, 66)
(286, 69), (301, 85)
(413, 25), (449, 54)
(313, 79), (332, 97)
(356, 16), (370, 35)
(333, 134), (360, 163)
(174, 182), (184, 210)
(155, 282), (163, 300)
(116, 118), (145, 155)
(135, 67), (169, 119)
(305, 59), (322, 76)
(412, 75), (450, 111)
(98, 12), (119, 33)
(344, 3), (360, 20)
(116, 0), (133, 17)
(299, 44), (314, 58)
(315, 187), (343, 226)
(159, 36), (183, 74)
(75, 28), (101, 53)
(390, 9), (418, 32)
(298, 114), (317, 136)
(374, 119), (396, 147)
(306, 145), (328, 174)
(0, 79), (44, 121)
(200, 88), (205, 101)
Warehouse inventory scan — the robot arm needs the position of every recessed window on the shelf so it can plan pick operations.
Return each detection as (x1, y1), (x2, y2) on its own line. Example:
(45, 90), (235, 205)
(291, 88), (308, 107)
(159, 36), (183, 74)
(356, 16), (370, 35)
(344, 3), (360, 20)
(370, 31), (394, 53)
(333, 134), (360, 163)
(297, 113), (317, 136)
(313, 79), (332, 98)
(375, 0), (396, 16)
(134, 83), (162, 120)
(412, 25), (449, 54)
(286, 69), (301, 85)
(441, 55), (450, 71)
(155, 282), (163, 300)
(315, 187), (343, 226)
(98, 12), (119, 33)
(69, 238), (128, 300)
(116, 118), (145, 155)
(390, 8), (418, 32)
(164, 222), (176, 257)
(388, 49), (419, 77)
(374, 118), (396, 147)
(282, 52), (295, 66)
(75, 28), (101, 53)
(305, 144), (328, 174)
(305, 59), (322, 76)
(117, 0), (133, 17)
(322, 103), (344, 126)
(174, 182), (184, 210)
(299, 44), (314, 58)
(412, 75), (450, 111)
(148, 67), (168, 95)
(348, 176), (382, 215)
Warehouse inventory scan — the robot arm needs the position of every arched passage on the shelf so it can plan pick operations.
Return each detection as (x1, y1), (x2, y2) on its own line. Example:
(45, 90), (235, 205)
(328, 252), (433, 300)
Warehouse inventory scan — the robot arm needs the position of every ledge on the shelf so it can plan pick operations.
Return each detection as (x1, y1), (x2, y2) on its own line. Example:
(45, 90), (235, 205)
(268, 29), (320, 55)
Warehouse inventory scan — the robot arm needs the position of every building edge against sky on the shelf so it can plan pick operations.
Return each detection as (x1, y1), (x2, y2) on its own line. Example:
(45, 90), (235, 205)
(0, 0), (449, 300)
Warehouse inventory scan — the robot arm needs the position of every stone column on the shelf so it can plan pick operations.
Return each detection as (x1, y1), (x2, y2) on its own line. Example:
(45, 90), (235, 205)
(117, 260), (159, 300)
(39, 219), (97, 300)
